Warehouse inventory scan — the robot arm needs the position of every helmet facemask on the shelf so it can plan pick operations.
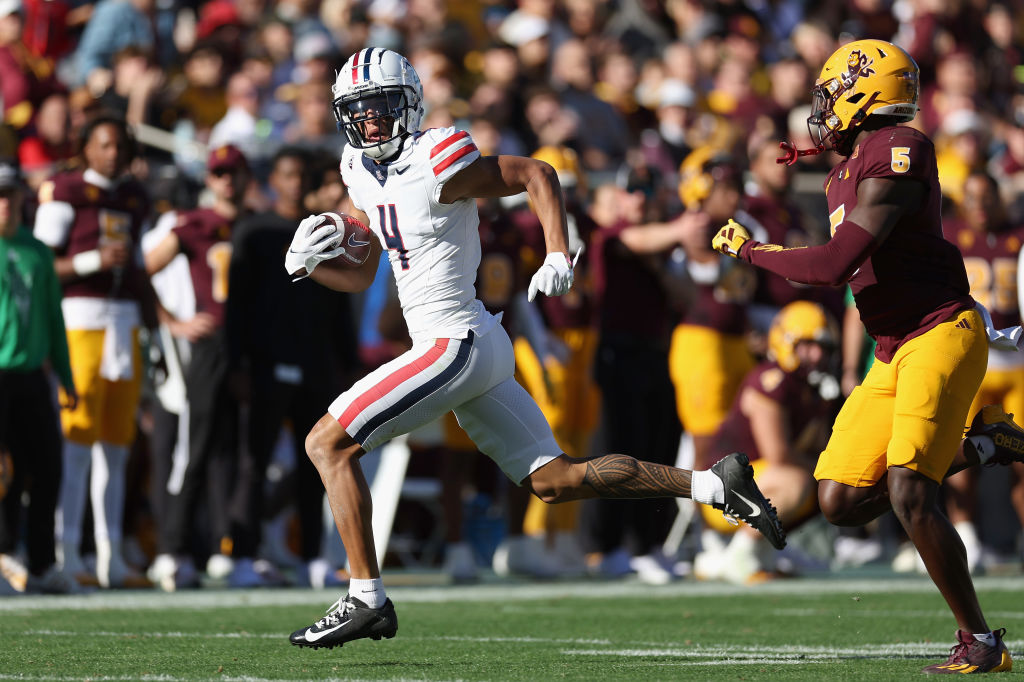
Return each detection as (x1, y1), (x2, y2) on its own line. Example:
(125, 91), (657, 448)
(806, 79), (876, 158)
(334, 87), (414, 160)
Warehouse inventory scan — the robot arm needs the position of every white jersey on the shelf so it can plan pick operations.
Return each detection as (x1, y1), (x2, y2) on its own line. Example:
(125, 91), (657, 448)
(340, 126), (499, 342)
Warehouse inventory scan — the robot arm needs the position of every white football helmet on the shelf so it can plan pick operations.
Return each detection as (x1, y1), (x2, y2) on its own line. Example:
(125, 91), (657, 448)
(332, 48), (424, 160)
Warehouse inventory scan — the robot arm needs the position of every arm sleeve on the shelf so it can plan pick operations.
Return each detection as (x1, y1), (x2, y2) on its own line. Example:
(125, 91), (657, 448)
(33, 200), (75, 249)
(43, 249), (74, 390)
(740, 220), (877, 287)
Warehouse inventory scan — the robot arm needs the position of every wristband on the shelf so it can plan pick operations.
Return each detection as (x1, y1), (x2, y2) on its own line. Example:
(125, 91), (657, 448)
(72, 249), (103, 276)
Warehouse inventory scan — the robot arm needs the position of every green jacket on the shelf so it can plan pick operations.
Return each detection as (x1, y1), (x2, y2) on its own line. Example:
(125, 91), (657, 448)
(0, 225), (74, 389)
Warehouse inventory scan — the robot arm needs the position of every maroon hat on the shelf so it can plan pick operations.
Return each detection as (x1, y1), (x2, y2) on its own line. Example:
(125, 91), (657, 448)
(207, 144), (248, 173)
(196, 0), (240, 40)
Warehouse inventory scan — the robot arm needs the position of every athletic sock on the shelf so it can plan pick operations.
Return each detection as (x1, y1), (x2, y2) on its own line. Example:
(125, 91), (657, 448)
(973, 631), (997, 647)
(349, 577), (386, 608)
(691, 469), (725, 505)
(58, 441), (92, 550)
(91, 442), (128, 544)
(967, 436), (995, 464)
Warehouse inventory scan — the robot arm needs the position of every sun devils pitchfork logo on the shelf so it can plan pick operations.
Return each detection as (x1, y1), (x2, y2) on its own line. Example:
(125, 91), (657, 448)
(842, 50), (876, 90)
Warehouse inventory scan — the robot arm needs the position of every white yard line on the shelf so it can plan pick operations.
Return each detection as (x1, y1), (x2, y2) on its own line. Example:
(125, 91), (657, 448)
(1, 576), (1021, 612)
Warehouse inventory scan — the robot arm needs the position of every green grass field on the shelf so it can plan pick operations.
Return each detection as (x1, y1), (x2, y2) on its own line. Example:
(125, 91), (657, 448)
(2, 575), (1022, 681)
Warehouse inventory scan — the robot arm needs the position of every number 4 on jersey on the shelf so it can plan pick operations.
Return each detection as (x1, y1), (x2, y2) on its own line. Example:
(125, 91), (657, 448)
(377, 204), (410, 270)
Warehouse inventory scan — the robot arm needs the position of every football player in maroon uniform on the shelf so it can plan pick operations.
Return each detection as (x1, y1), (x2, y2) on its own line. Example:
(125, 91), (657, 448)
(713, 39), (1019, 673)
(144, 145), (252, 587)
(33, 115), (151, 589)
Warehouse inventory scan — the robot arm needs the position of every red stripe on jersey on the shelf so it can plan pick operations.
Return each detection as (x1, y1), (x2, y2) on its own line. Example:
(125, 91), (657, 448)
(430, 130), (470, 158)
(432, 143), (478, 176)
(337, 339), (452, 429)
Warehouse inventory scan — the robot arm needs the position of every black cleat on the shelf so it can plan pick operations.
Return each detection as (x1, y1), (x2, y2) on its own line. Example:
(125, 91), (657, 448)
(710, 453), (787, 550)
(289, 595), (398, 650)
(966, 405), (1024, 466)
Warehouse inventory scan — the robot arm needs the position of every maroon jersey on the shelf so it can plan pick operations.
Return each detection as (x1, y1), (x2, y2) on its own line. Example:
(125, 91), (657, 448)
(826, 126), (973, 362)
(592, 219), (674, 344)
(944, 219), (1024, 331)
(744, 194), (814, 308)
(476, 207), (525, 335)
(173, 208), (233, 327)
(519, 203), (597, 329)
(713, 361), (826, 462)
(44, 169), (149, 302)
(680, 259), (755, 335)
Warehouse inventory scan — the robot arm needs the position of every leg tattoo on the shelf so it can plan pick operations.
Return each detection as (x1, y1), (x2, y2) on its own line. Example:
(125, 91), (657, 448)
(583, 454), (692, 498)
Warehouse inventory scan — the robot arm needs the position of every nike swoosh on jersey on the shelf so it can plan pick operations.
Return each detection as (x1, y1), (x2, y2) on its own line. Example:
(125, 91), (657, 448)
(347, 233), (371, 248)
(733, 492), (761, 517)
(304, 621), (349, 642)
(394, 166), (409, 175)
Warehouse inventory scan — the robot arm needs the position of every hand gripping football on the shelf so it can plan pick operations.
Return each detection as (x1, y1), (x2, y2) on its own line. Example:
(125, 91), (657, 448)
(320, 212), (374, 267)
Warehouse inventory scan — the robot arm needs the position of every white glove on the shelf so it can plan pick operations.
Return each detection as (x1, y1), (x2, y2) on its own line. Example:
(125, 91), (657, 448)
(285, 214), (346, 280)
(528, 250), (577, 302)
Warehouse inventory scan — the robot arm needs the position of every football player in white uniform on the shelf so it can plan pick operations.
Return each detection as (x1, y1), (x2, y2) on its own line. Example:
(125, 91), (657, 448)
(285, 48), (785, 650)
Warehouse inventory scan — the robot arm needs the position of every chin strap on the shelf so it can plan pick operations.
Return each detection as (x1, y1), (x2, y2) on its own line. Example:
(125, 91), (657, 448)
(776, 140), (825, 166)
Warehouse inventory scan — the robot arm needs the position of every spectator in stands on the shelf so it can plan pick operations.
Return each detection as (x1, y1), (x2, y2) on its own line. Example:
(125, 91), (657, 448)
(284, 80), (338, 153)
(0, 160), (79, 594)
(209, 73), (264, 168)
(162, 41), (228, 136)
(33, 115), (152, 589)
(95, 46), (164, 128)
(18, 92), (74, 191)
(0, 0), (61, 132)
(73, 0), (155, 94)
(551, 38), (629, 172)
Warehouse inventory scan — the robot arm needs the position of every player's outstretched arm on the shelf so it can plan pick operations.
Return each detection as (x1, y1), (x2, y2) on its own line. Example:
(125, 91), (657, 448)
(715, 177), (922, 286)
(440, 155), (571, 257)
(443, 155), (577, 300)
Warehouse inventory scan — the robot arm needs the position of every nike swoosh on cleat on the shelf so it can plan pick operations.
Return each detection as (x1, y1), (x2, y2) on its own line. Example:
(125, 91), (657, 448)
(347, 233), (371, 248)
(304, 622), (349, 642)
(733, 492), (761, 517)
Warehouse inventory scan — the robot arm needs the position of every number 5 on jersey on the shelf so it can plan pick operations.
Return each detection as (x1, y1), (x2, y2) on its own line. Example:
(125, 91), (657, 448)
(377, 204), (409, 270)
(891, 147), (911, 173)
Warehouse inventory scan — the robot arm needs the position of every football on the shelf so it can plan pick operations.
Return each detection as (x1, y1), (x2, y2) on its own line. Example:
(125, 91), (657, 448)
(319, 212), (374, 267)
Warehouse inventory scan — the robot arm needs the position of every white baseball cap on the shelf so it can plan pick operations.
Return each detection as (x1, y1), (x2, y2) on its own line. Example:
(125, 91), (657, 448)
(0, 0), (22, 17)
